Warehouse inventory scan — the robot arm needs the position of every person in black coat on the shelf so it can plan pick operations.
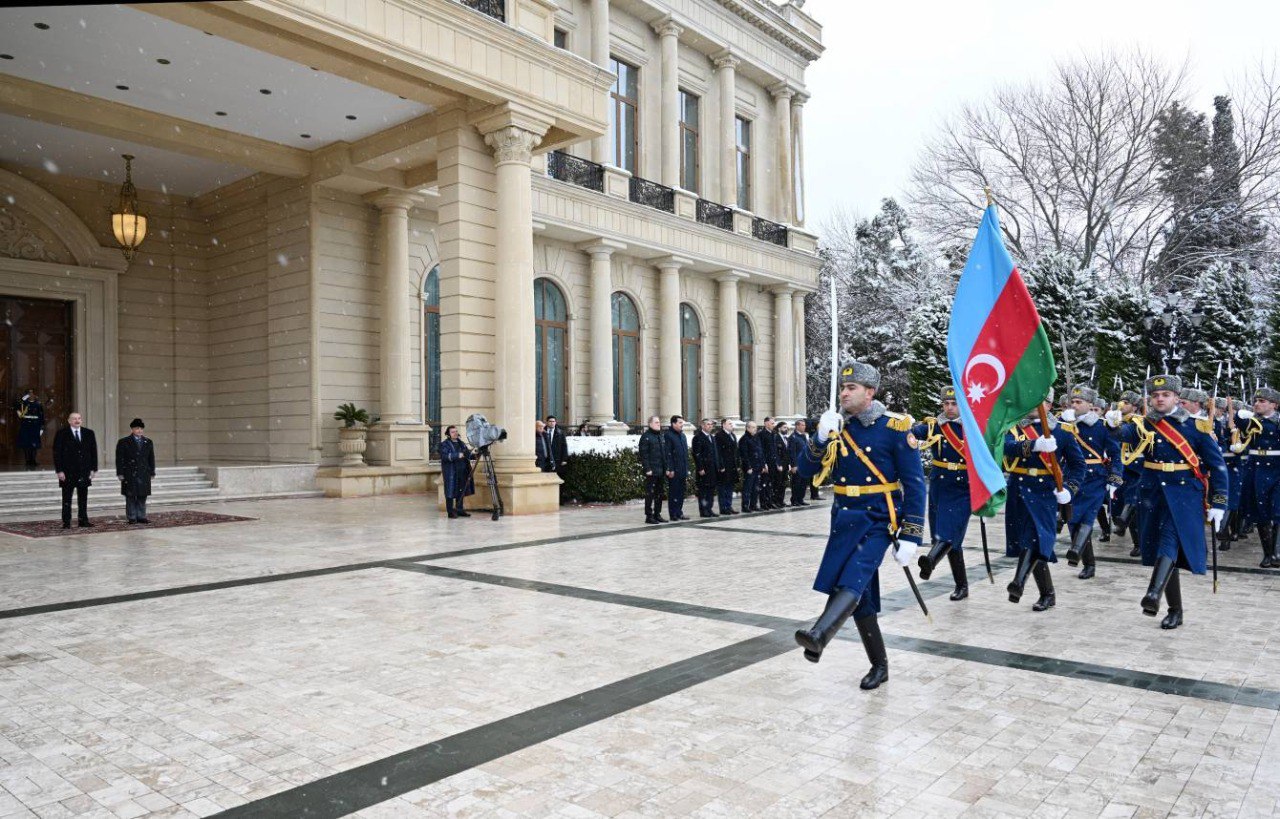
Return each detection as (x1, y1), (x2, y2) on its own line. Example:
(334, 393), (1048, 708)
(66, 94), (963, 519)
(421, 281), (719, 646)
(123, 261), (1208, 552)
(638, 416), (668, 524)
(714, 419), (740, 514)
(52, 411), (98, 528)
(439, 425), (476, 518)
(774, 422), (793, 508)
(115, 418), (156, 524)
(787, 419), (812, 506)
(663, 416), (690, 521)
(738, 421), (766, 512)
(760, 417), (784, 510)
(807, 417), (822, 500)
(14, 388), (45, 470)
(691, 418), (720, 518)
(534, 420), (553, 472)
(544, 415), (569, 472)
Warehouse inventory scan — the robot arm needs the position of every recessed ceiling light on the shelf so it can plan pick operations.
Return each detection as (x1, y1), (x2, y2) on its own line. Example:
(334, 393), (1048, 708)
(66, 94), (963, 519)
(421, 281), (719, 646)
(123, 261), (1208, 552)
(156, 58), (170, 65)
(215, 111), (227, 116)
(300, 134), (311, 139)
(116, 85), (129, 91)
(345, 115), (357, 120)
(34, 22), (49, 30)
(260, 88), (272, 95)
(0, 55), (12, 61)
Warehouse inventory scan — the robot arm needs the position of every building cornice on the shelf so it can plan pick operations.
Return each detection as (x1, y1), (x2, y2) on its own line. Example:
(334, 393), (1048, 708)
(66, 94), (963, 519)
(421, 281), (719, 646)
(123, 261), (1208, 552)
(711, 0), (823, 63)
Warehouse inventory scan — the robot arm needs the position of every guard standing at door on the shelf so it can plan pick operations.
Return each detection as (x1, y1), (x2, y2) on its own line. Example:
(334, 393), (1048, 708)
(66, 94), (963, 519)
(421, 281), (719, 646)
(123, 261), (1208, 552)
(13, 388), (45, 470)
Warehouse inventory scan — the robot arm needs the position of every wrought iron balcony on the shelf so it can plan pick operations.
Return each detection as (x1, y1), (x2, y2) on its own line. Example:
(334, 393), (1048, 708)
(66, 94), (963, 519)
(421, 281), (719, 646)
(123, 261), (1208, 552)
(547, 151), (605, 192)
(752, 216), (788, 247)
(458, 0), (505, 22)
(696, 199), (734, 232)
(628, 176), (675, 213)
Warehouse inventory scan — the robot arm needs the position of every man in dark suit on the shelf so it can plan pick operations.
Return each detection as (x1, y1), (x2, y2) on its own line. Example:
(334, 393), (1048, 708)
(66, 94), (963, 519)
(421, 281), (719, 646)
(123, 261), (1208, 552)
(544, 415), (569, 490)
(663, 416), (690, 521)
(788, 419), (812, 506)
(53, 411), (98, 528)
(116, 418), (156, 524)
(691, 418), (720, 517)
(714, 418), (740, 515)
(534, 420), (553, 472)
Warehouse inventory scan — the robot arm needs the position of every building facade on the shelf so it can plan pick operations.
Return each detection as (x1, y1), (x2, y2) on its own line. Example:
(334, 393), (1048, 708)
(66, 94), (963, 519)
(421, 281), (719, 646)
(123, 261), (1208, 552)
(0, 0), (822, 512)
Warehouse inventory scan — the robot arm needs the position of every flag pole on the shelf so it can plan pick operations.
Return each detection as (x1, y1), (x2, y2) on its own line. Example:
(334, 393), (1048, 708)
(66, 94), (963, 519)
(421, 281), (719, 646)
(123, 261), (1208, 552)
(828, 274), (837, 415)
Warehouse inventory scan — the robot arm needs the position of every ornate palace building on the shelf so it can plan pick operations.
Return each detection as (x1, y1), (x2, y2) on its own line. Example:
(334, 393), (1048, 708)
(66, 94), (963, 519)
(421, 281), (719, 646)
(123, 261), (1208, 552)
(0, 0), (822, 513)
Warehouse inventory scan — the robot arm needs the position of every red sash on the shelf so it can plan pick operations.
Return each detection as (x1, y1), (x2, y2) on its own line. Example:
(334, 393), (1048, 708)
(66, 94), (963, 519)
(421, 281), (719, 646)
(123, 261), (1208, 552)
(1022, 425), (1056, 470)
(1152, 418), (1208, 508)
(939, 422), (968, 464)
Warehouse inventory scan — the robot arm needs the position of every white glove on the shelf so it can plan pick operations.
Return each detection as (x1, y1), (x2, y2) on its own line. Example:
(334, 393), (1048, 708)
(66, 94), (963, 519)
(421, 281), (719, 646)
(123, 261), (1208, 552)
(1238, 409), (1255, 420)
(1230, 442), (1246, 453)
(1033, 436), (1058, 453)
(1054, 489), (1071, 504)
(1207, 508), (1225, 531)
(1059, 409), (1077, 423)
(1107, 485), (1117, 499)
(817, 409), (843, 443)
(893, 540), (917, 567)
(1104, 410), (1123, 427)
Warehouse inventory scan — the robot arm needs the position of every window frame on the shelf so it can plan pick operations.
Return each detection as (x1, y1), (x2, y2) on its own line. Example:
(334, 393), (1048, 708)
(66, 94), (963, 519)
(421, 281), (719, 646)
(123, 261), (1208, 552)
(735, 115), (752, 211)
(534, 277), (570, 423)
(738, 311), (754, 420)
(609, 56), (640, 173)
(611, 291), (642, 426)
(678, 89), (700, 194)
(422, 266), (441, 456)
(680, 303), (702, 422)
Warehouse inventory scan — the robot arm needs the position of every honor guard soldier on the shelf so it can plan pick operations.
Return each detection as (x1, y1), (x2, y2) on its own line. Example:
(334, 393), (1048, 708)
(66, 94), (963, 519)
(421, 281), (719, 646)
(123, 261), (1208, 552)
(13, 388), (45, 470)
(793, 360), (925, 691)
(1215, 397), (1247, 549)
(911, 386), (972, 600)
(1240, 387), (1280, 567)
(1112, 390), (1146, 557)
(1105, 375), (1227, 627)
(1002, 392), (1086, 611)
(1060, 386), (1123, 579)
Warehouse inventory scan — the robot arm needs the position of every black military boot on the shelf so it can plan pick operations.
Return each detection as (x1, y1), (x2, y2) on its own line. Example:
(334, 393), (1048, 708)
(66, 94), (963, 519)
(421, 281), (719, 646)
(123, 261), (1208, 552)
(1220, 511), (1235, 550)
(1141, 556), (1176, 616)
(917, 539), (952, 581)
(1258, 523), (1276, 568)
(1007, 549), (1036, 604)
(1115, 503), (1136, 539)
(1161, 568), (1183, 630)
(1097, 506), (1111, 542)
(794, 588), (860, 663)
(1066, 523), (1090, 566)
(1078, 539), (1096, 580)
(855, 615), (889, 690)
(1031, 562), (1056, 611)
(947, 550), (969, 601)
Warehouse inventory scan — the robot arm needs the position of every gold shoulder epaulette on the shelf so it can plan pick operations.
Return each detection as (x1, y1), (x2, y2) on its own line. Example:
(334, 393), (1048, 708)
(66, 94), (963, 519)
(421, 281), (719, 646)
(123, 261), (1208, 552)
(1060, 422), (1077, 433)
(886, 412), (913, 433)
(1196, 417), (1213, 434)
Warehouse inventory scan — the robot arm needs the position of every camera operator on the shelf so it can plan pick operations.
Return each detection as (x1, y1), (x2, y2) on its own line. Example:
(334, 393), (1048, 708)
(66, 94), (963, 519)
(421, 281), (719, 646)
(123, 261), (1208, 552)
(439, 425), (476, 518)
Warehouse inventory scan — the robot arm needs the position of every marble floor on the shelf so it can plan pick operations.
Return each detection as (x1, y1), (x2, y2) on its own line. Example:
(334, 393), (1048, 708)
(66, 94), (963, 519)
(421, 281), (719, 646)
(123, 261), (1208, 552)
(0, 494), (1277, 817)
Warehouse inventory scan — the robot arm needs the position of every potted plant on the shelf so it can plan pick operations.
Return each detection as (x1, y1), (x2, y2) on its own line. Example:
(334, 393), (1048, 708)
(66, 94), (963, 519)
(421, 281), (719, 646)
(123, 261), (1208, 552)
(334, 403), (371, 466)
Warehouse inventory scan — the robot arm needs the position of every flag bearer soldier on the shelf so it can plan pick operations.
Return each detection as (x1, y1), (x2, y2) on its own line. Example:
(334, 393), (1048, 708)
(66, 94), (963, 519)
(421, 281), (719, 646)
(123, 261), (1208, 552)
(793, 361), (925, 691)
(1240, 387), (1280, 567)
(1105, 374), (1227, 627)
(1214, 397), (1248, 549)
(911, 386), (972, 601)
(1002, 392), (1086, 611)
(1111, 390), (1146, 557)
(1060, 386), (1122, 580)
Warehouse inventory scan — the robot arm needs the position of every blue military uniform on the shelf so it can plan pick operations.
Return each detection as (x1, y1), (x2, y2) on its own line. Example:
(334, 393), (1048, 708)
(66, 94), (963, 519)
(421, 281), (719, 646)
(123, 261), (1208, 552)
(1061, 386), (1123, 578)
(1213, 405), (1245, 547)
(792, 360), (925, 691)
(1240, 387), (1280, 567)
(13, 393), (44, 469)
(1110, 374), (1229, 628)
(910, 386), (973, 599)
(438, 437), (475, 517)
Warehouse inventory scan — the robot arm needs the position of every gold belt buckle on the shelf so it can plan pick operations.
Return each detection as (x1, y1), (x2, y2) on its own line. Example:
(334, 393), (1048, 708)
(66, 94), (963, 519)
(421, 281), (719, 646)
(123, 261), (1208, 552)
(1160, 462), (1176, 472)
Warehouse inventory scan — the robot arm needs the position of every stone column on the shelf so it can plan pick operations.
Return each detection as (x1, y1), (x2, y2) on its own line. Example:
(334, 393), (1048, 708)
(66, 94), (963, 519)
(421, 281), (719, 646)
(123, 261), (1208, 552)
(657, 257), (688, 418)
(654, 17), (684, 189)
(590, 0), (611, 164)
(580, 239), (627, 431)
(772, 285), (795, 418)
(793, 289), (807, 415)
(716, 271), (746, 422)
(714, 51), (740, 207)
(792, 92), (808, 227)
(770, 83), (795, 225)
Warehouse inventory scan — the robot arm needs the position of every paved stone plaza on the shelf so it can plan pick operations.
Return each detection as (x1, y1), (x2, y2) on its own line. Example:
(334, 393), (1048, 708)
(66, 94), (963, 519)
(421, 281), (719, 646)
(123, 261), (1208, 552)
(0, 495), (1278, 818)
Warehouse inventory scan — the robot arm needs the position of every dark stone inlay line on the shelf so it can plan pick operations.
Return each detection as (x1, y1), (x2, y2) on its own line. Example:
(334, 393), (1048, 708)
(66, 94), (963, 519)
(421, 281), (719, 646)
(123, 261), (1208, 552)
(0, 504), (824, 620)
(210, 631), (795, 819)
(697, 525), (826, 539)
(1094, 555), (1280, 577)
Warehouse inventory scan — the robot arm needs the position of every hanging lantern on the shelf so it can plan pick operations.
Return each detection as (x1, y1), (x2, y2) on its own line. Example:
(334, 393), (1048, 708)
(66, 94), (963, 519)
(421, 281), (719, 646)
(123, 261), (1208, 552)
(111, 154), (147, 260)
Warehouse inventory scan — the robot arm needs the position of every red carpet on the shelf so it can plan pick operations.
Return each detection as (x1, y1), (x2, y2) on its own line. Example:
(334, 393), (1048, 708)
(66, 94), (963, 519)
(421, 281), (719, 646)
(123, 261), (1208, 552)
(0, 510), (255, 538)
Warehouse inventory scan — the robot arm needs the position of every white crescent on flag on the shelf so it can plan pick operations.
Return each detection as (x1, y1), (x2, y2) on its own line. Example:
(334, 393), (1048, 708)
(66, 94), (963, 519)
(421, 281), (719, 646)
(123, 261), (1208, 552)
(963, 354), (1007, 404)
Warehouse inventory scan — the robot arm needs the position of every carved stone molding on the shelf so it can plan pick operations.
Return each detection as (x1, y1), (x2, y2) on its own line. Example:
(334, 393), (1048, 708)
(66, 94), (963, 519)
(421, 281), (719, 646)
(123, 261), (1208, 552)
(484, 126), (541, 166)
(0, 209), (58, 263)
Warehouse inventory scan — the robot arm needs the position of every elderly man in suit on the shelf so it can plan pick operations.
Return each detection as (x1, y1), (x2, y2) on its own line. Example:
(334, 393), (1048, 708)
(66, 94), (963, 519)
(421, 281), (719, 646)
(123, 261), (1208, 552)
(53, 411), (98, 529)
(116, 418), (156, 524)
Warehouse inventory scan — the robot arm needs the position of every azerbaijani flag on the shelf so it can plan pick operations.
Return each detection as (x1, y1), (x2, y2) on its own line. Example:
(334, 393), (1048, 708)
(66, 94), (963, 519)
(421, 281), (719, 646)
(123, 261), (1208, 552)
(946, 205), (1057, 516)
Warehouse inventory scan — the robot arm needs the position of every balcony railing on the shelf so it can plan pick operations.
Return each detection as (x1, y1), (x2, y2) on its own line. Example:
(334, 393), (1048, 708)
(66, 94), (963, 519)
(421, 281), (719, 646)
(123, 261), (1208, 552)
(752, 216), (788, 247)
(628, 176), (675, 213)
(547, 151), (605, 192)
(696, 199), (734, 232)
(458, 0), (505, 22)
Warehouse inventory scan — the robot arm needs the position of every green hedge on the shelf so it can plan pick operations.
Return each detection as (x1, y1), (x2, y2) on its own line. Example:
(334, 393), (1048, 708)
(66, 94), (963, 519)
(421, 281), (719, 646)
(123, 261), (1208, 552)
(560, 450), (700, 504)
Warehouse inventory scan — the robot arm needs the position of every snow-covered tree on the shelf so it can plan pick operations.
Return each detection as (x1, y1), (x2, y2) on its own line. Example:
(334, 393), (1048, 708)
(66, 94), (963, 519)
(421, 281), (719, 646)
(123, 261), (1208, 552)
(1023, 251), (1098, 391)
(1094, 280), (1152, 399)
(1185, 262), (1256, 387)
(903, 280), (955, 418)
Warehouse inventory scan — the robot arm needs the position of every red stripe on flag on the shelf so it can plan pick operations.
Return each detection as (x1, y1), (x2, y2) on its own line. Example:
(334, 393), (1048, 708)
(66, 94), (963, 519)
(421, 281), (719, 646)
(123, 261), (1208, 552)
(961, 268), (1041, 429)
(967, 461), (992, 510)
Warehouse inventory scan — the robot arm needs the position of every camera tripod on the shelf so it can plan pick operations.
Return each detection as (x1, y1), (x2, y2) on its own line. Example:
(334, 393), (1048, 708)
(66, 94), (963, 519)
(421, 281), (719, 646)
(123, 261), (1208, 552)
(466, 444), (504, 520)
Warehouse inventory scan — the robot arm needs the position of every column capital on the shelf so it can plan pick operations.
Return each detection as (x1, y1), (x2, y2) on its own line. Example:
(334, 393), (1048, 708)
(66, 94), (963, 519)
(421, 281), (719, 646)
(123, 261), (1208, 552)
(792, 90), (811, 106)
(472, 103), (552, 165)
(577, 238), (627, 257)
(368, 190), (418, 212)
(714, 270), (749, 284)
(712, 49), (740, 71)
(484, 126), (542, 165)
(654, 255), (692, 272)
(770, 283), (798, 296)
(768, 82), (797, 101)
(652, 15), (684, 38)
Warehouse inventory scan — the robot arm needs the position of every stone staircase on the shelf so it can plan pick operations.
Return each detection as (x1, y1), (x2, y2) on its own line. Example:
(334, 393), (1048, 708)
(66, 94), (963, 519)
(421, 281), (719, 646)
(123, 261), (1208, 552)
(0, 466), (224, 519)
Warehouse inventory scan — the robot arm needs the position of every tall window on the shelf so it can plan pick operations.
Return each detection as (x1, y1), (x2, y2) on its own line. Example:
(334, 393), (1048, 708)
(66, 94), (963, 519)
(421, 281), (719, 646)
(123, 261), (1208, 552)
(553, 27), (568, 50)
(422, 266), (441, 453)
(611, 292), (641, 425)
(735, 116), (751, 210)
(738, 312), (754, 420)
(679, 90), (700, 193)
(680, 304), (702, 421)
(535, 278), (569, 422)
(609, 57), (639, 173)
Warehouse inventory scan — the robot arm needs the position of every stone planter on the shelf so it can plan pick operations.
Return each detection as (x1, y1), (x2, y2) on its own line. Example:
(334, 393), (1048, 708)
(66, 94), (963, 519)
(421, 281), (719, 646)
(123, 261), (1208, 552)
(338, 426), (368, 467)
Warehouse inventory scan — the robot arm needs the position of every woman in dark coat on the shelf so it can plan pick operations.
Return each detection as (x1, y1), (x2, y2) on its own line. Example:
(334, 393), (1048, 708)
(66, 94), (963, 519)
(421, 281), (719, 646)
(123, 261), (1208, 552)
(439, 425), (476, 518)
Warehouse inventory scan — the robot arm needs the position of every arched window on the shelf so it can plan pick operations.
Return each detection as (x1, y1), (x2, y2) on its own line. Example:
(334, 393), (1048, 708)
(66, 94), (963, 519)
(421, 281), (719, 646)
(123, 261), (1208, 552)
(422, 266), (441, 449)
(534, 278), (569, 421)
(611, 292), (641, 425)
(680, 304), (702, 422)
(738, 312), (754, 420)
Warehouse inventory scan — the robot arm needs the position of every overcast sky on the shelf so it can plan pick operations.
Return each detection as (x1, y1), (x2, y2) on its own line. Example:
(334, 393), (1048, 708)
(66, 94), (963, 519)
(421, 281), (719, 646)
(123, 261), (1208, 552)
(801, 0), (1280, 230)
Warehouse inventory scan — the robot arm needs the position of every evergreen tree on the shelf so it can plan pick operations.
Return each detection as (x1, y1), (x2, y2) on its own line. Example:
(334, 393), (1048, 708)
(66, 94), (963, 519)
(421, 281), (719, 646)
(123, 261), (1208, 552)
(1186, 262), (1255, 387)
(1152, 102), (1213, 282)
(903, 281), (955, 419)
(1024, 251), (1098, 391)
(1094, 281), (1151, 399)
(1207, 96), (1267, 258)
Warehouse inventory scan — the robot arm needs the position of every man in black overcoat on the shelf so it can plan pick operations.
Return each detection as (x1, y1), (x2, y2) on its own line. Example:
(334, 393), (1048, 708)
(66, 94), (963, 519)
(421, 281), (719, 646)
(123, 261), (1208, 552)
(116, 418), (156, 523)
(691, 418), (720, 518)
(714, 418), (740, 515)
(53, 411), (98, 528)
